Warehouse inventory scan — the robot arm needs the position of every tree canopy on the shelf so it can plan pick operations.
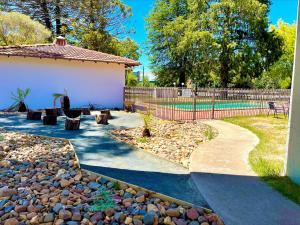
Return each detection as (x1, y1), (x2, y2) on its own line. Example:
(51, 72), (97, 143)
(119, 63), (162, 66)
(0, 0), (140, 60)
(0, 11), (51, 46)
(255, 20), (296, 89)
(146, 0), (282, 87)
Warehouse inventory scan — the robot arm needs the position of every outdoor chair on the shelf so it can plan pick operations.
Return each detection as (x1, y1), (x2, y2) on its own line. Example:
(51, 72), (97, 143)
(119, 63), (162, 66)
(267, 101), (287, 118)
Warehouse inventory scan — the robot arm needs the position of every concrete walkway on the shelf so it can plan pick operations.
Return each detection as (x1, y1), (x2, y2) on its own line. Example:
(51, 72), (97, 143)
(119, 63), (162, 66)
(0, 112), (207, 207)
(190, 120), (300, 225)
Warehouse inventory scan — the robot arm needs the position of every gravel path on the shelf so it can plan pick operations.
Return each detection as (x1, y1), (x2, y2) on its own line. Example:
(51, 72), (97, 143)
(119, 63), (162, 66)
(0, 112), (207, 208)
(0, 130), (223, 225)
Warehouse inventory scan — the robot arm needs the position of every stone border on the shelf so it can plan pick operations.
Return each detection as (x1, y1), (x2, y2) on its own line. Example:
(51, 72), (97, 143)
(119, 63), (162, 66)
(18, 131), (213, 213)
(69, 139), (212, 212)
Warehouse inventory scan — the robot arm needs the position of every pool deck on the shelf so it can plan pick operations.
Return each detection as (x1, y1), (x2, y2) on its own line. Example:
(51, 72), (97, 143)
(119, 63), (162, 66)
(0, 111), (208, 208)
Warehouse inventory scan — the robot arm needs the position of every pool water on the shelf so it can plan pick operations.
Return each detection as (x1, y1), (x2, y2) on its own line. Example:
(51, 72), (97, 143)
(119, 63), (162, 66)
(161, 101), (263, 110)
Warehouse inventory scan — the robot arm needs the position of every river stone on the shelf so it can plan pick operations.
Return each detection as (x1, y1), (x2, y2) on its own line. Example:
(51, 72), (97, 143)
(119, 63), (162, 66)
(44, 213), (55, 222)
(53, 203), (64, 214)
(87, 182), (101, 190)
(166, 208), (180, 217)
(4, 218), (18, 225)
(189, 221), (200, 225)
(144, 212), (155, 225)
(59, 209), (72, 220)
(186, 208), (199, 220)
(147, 204), (158, 213)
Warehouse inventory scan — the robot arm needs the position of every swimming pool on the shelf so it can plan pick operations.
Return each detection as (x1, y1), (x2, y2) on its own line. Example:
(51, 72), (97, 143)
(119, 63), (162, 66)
(161, 101), (263, 110)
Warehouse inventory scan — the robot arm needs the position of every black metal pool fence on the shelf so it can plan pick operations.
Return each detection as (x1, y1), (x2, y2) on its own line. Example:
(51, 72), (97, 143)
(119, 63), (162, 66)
(124, 87), (291, 120)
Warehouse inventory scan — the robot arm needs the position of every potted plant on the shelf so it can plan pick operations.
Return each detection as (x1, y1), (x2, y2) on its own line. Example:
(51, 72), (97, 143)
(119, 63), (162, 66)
(47, 89), (70, 116)
(11, 88), (30, 112)
(140, 111), (152, 137)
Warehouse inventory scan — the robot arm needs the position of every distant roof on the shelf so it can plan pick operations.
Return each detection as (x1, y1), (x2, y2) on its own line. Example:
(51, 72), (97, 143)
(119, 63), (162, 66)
(0, 37), (140, 67)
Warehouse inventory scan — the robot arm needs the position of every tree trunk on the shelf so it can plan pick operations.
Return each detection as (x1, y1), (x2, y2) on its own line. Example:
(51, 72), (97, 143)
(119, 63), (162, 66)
(179, 70), (186, 87)
(40, 0), (52, 31)
(27, 111), (42, 120)
(55, 0), (62, 35)
(95, 114), (108, 125)
(82, 108), (91, 115)
(43, 115), (57, 125)
(101, 110), (112, 119)
(65, 118), (80, 130)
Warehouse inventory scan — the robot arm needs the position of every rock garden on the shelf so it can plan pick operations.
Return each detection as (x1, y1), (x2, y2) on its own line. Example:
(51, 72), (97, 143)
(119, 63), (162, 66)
(0, 129), (223, 225)
(110, 117), (217, 168)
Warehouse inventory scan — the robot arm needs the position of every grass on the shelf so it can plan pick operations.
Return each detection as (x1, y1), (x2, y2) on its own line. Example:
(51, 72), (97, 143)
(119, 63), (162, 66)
(203, 126), (216, 141)
(0, 135), (4, 142)
(224, 115), (300, 205)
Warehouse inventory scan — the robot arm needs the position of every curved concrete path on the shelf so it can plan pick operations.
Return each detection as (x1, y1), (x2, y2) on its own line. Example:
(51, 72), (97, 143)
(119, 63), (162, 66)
(0, 112), (207, 207)
(190, 120), (300, 225)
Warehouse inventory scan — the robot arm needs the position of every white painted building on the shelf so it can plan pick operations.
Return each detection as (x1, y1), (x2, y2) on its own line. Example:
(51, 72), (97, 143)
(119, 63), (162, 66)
(0, 37), (139, 110)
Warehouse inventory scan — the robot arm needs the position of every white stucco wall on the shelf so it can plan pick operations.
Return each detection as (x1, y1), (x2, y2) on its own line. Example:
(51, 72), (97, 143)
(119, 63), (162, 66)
(0, 56), (125, 110)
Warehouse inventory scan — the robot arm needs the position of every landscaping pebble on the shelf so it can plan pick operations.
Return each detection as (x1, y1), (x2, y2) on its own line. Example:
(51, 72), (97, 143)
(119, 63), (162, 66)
(111, 118), (217, 167)
(0, 129), (223, 225)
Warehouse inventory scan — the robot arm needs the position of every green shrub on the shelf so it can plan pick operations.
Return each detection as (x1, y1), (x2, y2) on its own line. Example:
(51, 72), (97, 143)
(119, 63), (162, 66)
(204, 127), (215, 140)
(89, 188), (116, 212)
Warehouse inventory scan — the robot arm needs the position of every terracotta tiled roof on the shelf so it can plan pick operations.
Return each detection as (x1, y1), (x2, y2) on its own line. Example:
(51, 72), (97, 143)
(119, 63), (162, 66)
(0, 43), (140, 67)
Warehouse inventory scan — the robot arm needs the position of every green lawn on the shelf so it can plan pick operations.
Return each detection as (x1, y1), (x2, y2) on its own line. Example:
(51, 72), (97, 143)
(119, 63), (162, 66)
(224, 115), (300, 205)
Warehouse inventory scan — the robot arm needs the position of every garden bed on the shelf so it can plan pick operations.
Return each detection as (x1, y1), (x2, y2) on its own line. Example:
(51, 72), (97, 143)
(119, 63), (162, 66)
(0, 130), (223, 225)
(110, 118), (217, 168)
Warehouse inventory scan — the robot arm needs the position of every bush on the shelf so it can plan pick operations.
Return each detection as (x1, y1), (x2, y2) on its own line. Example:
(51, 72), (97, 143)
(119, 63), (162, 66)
(126, 72), (138, 87)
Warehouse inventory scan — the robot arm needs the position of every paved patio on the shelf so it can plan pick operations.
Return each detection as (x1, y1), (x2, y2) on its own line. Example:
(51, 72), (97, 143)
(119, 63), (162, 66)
(0, 111), (207, 207)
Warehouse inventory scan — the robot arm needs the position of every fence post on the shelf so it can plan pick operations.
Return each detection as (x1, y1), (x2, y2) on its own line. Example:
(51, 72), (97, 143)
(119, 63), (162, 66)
(211, 88), (216, 119)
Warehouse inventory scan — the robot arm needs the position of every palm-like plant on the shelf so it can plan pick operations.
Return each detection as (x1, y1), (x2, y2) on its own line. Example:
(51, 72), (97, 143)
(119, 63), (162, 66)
(11, 88), (30, 104)
(139, 110), (152, 137)
(52, 93), (65, 108)
(11, 88), (30, 112)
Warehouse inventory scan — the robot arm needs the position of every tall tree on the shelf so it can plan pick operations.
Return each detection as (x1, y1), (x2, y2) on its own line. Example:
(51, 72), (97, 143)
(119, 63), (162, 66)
(146, 0), (189, 86)
(147, 0), (282, 87)
(0, 0), (140, 60)
(255, 20), (296, 89)
(0, 0), (76, 35)
(0, 11), (51, 45)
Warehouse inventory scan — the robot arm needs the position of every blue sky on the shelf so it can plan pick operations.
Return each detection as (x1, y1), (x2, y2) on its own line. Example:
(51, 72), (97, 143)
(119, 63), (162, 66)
(123, 0), (299, 72)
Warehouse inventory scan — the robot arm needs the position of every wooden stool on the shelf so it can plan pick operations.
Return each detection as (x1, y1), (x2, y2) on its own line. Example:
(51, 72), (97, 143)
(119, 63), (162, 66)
(100, 110), (112, 119)
(43, 115), (57, 125)
(65, 118), (80, 130)
(27, 111), (42, 120)
(96, 114), (108, 125)
(82, 108), (91, 115)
